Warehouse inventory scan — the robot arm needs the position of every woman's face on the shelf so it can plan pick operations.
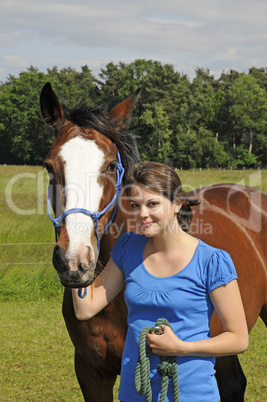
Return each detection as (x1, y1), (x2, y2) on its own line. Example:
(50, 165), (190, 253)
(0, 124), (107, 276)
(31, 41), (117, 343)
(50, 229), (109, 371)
(128, 184), (181, 237)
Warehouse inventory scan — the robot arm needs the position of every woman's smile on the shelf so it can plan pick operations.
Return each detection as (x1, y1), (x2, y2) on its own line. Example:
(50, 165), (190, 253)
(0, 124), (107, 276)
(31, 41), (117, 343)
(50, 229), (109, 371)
(140, 220), (156, 231)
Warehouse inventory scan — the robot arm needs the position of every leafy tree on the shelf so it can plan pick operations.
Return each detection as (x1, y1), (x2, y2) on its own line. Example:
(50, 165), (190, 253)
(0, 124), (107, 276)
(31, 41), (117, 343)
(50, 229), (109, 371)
(0, 60), (266, 168)
(253, 134), (267, 167)
(218, 69), (241, 91)
(0, 67), (51, 164)
(139, 104), (173, 162)
(188, 69), (219, 131)
(138, 61), (190, 131)
(127, 61), (190, 164)
(229, 146), (258, 169)
(97, 62), (128, 108)
(0, 66), (99, 164)
(228, 74), (267, 158)
(249, 67), (267, 91)
(214, 69), (242, 146)
(173, 126), (228, 169)
(47, 65), (99, 105)
(98, 60), (190, 165)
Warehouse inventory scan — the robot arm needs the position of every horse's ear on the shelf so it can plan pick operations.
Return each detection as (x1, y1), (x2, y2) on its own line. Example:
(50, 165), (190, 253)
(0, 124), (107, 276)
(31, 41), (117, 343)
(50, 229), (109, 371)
(106, 88), (141, 130)
(40, 82), (66, 131)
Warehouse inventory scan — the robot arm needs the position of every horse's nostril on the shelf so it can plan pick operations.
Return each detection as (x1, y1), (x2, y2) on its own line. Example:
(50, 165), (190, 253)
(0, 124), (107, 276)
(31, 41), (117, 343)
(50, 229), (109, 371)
(54, 244), (66, 260)
(78, 262), (89, 273)
(54, 244), (60, 253)
(53, 244), (68, 273)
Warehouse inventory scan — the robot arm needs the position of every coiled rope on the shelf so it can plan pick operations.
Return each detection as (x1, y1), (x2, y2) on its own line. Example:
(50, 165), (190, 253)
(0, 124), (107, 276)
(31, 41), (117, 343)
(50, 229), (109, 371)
(134, 318), (180, 402)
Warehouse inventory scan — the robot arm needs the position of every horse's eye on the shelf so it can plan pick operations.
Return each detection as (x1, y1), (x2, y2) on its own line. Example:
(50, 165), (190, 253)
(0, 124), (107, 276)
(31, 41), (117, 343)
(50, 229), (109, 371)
(106, 162), (116, 173)
(44, 163), (55, 181)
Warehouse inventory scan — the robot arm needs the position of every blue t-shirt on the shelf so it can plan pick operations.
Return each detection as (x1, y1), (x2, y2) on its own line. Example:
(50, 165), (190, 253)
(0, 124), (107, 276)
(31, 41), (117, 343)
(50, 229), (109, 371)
(110, 232), (237, 402)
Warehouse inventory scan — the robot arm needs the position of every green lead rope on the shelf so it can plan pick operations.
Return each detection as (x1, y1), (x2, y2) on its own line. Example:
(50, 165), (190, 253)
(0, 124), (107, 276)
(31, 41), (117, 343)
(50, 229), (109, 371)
(134, 318), (180, 402)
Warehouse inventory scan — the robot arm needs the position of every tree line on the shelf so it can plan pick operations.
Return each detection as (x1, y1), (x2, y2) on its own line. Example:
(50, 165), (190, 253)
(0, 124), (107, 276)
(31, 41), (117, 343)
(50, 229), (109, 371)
(0, 60), (267, 168)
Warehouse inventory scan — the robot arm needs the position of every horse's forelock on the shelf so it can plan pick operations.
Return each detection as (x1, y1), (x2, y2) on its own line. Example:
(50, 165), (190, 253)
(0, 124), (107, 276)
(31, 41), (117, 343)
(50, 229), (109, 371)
(61, 102), (140, 172)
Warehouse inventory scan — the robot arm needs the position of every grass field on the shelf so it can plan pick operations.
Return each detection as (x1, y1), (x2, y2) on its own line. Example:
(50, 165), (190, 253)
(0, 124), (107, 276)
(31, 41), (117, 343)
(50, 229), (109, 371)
(0, 165), (266, 401)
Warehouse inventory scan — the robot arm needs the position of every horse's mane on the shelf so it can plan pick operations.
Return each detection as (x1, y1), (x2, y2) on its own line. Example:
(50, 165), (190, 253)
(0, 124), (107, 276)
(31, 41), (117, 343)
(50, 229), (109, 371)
(62, 102), (141, 172)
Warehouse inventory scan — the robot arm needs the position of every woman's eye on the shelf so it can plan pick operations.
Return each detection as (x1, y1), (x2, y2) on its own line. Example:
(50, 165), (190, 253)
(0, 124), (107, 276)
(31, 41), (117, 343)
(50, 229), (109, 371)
(130, 203), (139, 209)
(149, 202), (159, 207)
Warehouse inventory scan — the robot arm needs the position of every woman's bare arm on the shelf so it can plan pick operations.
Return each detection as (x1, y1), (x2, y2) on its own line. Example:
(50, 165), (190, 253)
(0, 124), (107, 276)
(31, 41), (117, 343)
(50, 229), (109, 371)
(72, 257), (125, 321)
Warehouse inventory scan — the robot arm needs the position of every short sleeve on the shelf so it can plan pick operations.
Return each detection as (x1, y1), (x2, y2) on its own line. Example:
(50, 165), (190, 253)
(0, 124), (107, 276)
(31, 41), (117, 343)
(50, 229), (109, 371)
(110, 232), (133, 274)
(206, 250), (238, 293)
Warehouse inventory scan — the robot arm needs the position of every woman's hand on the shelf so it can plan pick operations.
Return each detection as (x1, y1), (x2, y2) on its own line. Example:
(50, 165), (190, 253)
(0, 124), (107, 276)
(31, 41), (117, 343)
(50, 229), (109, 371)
(146, 325), (187, 356)
(146, 280), (249, 359)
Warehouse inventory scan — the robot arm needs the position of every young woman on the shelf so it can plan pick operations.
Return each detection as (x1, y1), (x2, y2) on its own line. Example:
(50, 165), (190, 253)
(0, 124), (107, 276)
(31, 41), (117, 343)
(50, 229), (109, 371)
(72, 162), (248, 402)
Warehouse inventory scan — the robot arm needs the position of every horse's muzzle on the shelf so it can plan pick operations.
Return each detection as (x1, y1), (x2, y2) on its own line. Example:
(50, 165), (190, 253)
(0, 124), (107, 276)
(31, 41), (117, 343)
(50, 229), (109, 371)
(52, 245), (95, 288)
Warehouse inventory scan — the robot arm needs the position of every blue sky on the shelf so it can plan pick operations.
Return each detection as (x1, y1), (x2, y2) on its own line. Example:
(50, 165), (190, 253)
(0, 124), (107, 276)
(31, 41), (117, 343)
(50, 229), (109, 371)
(1, 0), (266, 83)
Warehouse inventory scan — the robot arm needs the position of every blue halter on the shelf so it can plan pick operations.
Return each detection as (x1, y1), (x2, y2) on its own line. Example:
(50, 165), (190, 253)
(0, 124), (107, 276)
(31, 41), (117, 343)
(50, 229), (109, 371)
(47, 147), (124, 259)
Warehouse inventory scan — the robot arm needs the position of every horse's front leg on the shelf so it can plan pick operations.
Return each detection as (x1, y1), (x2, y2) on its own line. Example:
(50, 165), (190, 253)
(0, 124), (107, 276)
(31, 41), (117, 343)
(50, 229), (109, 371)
(75, 350), (117, 402)
(215, 355), (246, 402)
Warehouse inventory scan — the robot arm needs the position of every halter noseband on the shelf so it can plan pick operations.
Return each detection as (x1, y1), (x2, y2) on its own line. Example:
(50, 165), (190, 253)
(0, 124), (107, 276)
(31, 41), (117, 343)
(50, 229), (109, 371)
(47, 147), (125, 255)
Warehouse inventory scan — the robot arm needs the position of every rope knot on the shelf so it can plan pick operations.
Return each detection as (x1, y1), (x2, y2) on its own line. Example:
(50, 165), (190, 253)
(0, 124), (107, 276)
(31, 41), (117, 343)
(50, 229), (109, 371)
(92, 212), (100, 221)
(157, 361), (174, 378)
(52, 217), (61, 227)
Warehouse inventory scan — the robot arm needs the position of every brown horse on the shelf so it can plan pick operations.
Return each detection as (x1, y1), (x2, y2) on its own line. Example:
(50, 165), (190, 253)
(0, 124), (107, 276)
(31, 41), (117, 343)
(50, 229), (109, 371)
(40, 83), (267, 402)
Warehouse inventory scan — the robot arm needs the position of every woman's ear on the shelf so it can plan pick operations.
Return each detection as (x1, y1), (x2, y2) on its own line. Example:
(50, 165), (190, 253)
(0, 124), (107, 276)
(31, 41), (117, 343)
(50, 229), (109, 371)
(174, 200), (182, 213)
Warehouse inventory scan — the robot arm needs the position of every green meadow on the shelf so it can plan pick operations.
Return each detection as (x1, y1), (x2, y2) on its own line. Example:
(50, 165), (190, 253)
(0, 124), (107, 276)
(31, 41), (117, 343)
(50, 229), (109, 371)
(0, 165), (266, 401)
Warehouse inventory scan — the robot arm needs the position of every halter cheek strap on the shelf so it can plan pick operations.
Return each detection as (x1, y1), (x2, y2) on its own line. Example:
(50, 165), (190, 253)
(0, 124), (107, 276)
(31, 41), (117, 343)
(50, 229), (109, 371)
(47, 147), (124, 256)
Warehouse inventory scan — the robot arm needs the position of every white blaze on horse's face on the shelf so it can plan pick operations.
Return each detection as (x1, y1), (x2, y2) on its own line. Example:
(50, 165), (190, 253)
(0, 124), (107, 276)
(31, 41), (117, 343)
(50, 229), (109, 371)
(59, 136), (105, 270)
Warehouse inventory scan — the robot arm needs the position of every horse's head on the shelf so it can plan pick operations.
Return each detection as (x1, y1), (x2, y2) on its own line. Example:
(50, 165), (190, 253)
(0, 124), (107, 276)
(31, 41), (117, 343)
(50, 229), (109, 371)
(40, 83), (140, 288)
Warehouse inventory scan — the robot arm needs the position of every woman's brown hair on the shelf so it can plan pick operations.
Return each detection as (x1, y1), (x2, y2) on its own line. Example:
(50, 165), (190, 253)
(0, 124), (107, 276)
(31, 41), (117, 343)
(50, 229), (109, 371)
(124, 162), (200, 232)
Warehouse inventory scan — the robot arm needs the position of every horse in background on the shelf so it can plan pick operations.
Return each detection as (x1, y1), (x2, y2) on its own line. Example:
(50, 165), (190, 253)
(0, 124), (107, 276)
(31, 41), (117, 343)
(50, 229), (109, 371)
(40, 83), (267, 401)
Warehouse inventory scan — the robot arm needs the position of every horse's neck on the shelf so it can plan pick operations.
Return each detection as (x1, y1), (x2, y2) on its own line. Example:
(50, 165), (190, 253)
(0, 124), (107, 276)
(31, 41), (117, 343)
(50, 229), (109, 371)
(99, 208), (128, 265)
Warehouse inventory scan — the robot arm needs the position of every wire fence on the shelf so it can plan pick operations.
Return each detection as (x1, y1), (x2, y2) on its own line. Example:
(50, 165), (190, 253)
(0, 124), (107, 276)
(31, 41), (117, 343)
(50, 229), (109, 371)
(0, 242), (54, 265)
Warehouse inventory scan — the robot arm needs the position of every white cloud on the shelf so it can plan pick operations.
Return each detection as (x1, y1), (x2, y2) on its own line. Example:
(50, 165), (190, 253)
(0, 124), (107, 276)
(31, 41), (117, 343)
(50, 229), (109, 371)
(0, 32), (32, 48)
(0, 54), (29, 80)
(0, 0), (266, 82)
